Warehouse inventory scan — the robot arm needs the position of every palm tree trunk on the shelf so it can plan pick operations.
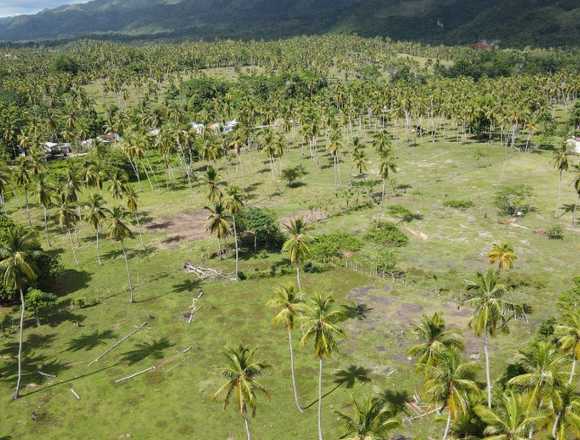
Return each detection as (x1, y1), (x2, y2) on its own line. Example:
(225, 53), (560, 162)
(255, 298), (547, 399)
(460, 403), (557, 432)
(296, 264), (302, 290)
(568, 357), (576, 385)
(442, 411), (451, 440)
(233, 216), (239, 280)
(67, 230), (79, 265)
(317, 357), (324, 440)
(382, 179), (386, 205)
(43, 206), (51, 247)
(287, 329), (303, 413)
(24, 189), (32, 227)
(95, 227), (101, 265)
(483, 332), (492, 408)
(121, 244), (134, 303)
(551, 412), (561, 438)
(556, 174), (562, 216)
(243, 414), (252, 440)
(14, 287), (25, 400)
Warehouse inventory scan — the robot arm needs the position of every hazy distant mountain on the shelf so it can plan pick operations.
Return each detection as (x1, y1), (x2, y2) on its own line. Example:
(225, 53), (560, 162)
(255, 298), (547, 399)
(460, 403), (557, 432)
(0, 0), (578, 46)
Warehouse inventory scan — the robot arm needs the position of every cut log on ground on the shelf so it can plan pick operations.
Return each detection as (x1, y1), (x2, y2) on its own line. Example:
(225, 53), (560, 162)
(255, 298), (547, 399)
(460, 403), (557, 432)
(70, 387), (81, 400)
(114, 366), (156, 384)
(183, 262), (233, 280)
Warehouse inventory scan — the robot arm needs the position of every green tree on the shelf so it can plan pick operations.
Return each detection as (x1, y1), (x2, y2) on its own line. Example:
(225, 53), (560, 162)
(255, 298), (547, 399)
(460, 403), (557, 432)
(282, 218), (311, 289)
(14, 156), (33, 227)
(267, 285), (305, 412)
(223, 185), (245, 280)
(36, 175), (54, 246)
(108, 207), (135, 303)
(378, 151), (397, 204)
(83, 193), (110, 265)
(214, 345), (270, 440)
(335, 396), (399, 440)
(555, 308), (580, 385)
(205, 203), (231, 258)
(301, 293), (345, 440)
(553, 143), (569, 213)
(0, 228), (38, 399)
(26, 289), (56, 327)
(55, 196), (80, 265)
(488, 243), (517, 271)
(463, 270), (527, 408)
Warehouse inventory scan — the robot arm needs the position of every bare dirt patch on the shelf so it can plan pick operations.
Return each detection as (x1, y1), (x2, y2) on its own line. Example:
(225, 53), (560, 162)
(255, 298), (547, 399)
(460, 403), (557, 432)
(146, 210), (209, 248)
(281, 208), (329, 227)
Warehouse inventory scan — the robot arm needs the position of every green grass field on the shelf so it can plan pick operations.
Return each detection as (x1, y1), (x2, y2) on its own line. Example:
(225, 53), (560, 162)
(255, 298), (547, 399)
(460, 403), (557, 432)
(0, 121), (578, 439)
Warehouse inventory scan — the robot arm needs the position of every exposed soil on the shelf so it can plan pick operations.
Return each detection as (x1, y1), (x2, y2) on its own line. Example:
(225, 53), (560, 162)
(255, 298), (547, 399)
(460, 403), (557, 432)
(146, 210), (209, 248)
(281, 208), (329, 227)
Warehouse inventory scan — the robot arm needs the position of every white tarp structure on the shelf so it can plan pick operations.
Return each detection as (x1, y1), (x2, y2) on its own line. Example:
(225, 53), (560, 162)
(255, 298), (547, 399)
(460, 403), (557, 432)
(567, 137), (580, 154)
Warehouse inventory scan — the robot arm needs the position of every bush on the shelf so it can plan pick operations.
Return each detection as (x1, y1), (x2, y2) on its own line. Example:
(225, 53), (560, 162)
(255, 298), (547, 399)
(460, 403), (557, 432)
(309, 232), (362, 263)
(365, 221), (408, 247)
(356, 248), (398, 274)
(386, 204), (422, 222)
(237, 207), (284, 251)
(546, 225), (564, 240)
(495, 185), (533, 216)
(281, 165), (306, 187)
(26, 289), (57, 327)
(444, 199), (474, 209)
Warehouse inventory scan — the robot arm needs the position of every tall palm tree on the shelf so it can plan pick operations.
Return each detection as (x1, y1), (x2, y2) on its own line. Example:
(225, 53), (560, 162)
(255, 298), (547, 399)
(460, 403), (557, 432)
(0, 163), (11, 210)
(55, 195), (80, 265)
(549, 384), (580, 439)
(378, 151), (397, 204)
(214, 345), (270, 440)
(475, 392), (544, 440)
(462, 270), (527, 408)
(282, 218), (311, 289)
(424, 350), (480, 440)
(301, 293), (345, 440)
(124, 186), (145, 249)
(205, 203), (231, 258)
(267, 285), (305, 412)
(223, 185), (245, 279)
(83, 193), (110, 264)
(0, 228), (38, 399)
(109, 170), (128, 200)
(408, 313), (464, 370)
(108, 207), (135, 303)
(36, 175), (54, 246)
(488, 243), (517, 271)
(553, 143), (569, 213)
(14, 156), (33, 227)
(555, 308), (580, 385)
(335, 396), (399, 440)
(205, 165), (223, 203)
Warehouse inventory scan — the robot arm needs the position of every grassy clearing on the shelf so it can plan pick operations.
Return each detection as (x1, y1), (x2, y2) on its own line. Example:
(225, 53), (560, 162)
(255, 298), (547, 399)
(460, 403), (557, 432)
(0, 121), (578, 438)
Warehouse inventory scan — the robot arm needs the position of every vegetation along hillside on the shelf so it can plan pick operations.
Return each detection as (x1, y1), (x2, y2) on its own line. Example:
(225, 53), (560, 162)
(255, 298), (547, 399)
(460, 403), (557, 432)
(0, 0), (579, 46)
(0, 36), (579, 439)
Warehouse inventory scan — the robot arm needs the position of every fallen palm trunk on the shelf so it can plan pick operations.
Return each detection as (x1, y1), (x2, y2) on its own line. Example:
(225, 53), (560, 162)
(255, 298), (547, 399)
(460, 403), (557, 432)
(70, 387), (81, 400)
(88, 322), (148, 366)
(114, 366), (156, 384)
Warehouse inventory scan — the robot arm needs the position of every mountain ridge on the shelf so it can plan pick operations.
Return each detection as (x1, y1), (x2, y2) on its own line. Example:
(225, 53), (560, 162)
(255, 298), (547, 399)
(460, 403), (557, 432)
(0, 0), (579, 46)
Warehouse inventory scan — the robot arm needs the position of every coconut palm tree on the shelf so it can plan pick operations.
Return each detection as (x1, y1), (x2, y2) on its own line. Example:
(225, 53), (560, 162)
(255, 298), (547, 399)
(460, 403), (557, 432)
(475, 392), (544, 440)
(335, 396), (399, 440)
(55, 195), (80, 265)
(462, 270), (527, 408)
(35, 175), (54, 246)
(282, 218), (311, 289)
(408, 313), (464, 370)
(378, 151), (397, 204)
(555, 308), (580, 385)
(124, 185), (144, 249)
(205, 165), (223, 203)
(109, 170), (128, 200)
(553, 143), (569, 214)
(488, 243), (517, 271)
(548, 384), (580, 439)
(205, 203), (231, 258)
(0, 163), (10, 210)
(214, 345), (270, 440)
(108, 207), (135, 303)
(83, 193), (110, 264)
(14, 156), (33, 227)
(424, 350), (480, 440)
(0, 228), (38, 399)
(267, 285), (305, 412)
(223, 185), (245, 279)
(301, 293), (345, 440)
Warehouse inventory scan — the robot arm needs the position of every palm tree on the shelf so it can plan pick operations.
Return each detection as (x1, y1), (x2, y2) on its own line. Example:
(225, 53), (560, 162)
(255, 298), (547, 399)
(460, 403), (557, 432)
(475, 392), (544, 440)
(553, 143), (569, 214)
(55, 195), (80, 265)
(267, 285), (305, 412)
(335, 396), (399, 440)
(282, 218), (311, 289)
(0, 228), (38, 399)
(205, 165), (223, 203)
(124, 186), (145, 249)
(205, 203), (231, 258)
(301, 293), (345, 440)
(109, 170), (128, 200)
(462, 269), (527, 408)
(108, 207), (135, 303)
(36, 176), (54, 246)
(488, 243), (517, 271)
(424, 350), (480, 440)
(214, 345), (270, 440)
(555, 308), (580, 385)
(548, 384), (580, 439)
(14, 156), (33, 226)
(223, 185), (245, 280)
(0, 163), (11, 210)
(83, 193), (110, 264)
(408, 313), (464, 370)
(378, 151), (397, 204)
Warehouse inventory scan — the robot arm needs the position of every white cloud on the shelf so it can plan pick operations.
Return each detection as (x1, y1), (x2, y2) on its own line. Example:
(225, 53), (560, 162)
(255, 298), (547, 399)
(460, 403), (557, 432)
(0, 1), (89, 17)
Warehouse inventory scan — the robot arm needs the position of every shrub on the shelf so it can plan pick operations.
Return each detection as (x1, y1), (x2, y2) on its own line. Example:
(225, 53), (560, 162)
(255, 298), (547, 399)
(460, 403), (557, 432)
(444, 199), (475, 209)
(356, 248), (398, 274)
(281, 165), (306, 187)
(546, 225), (564, 240)
(26, 289), (57, 327)
(495, 185), (533, 216)
(365, 221), (408, 247)
(237, 208), (284, 251)
(386, 204), (422, 222)
(309, 232), (362, 263)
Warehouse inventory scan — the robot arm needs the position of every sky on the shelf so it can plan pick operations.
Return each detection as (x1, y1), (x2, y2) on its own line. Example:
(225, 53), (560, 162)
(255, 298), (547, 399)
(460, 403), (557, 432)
(0, 0), (88, 17)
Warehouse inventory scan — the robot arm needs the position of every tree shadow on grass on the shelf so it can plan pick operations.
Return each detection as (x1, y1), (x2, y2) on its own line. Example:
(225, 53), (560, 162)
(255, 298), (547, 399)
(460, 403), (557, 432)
(341, 303), (373, 321)
(102, 246), (156, 261)
(379, 389), (412, 416)
(0, 334), (57, 358)
(49, 269), (92, 296)
(172, 278), (202, 294)
(121, 338), (174, 365)
(0, 353), (70, 386)
(46, 301), (86, 328)
(67, 329), (117, 352)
